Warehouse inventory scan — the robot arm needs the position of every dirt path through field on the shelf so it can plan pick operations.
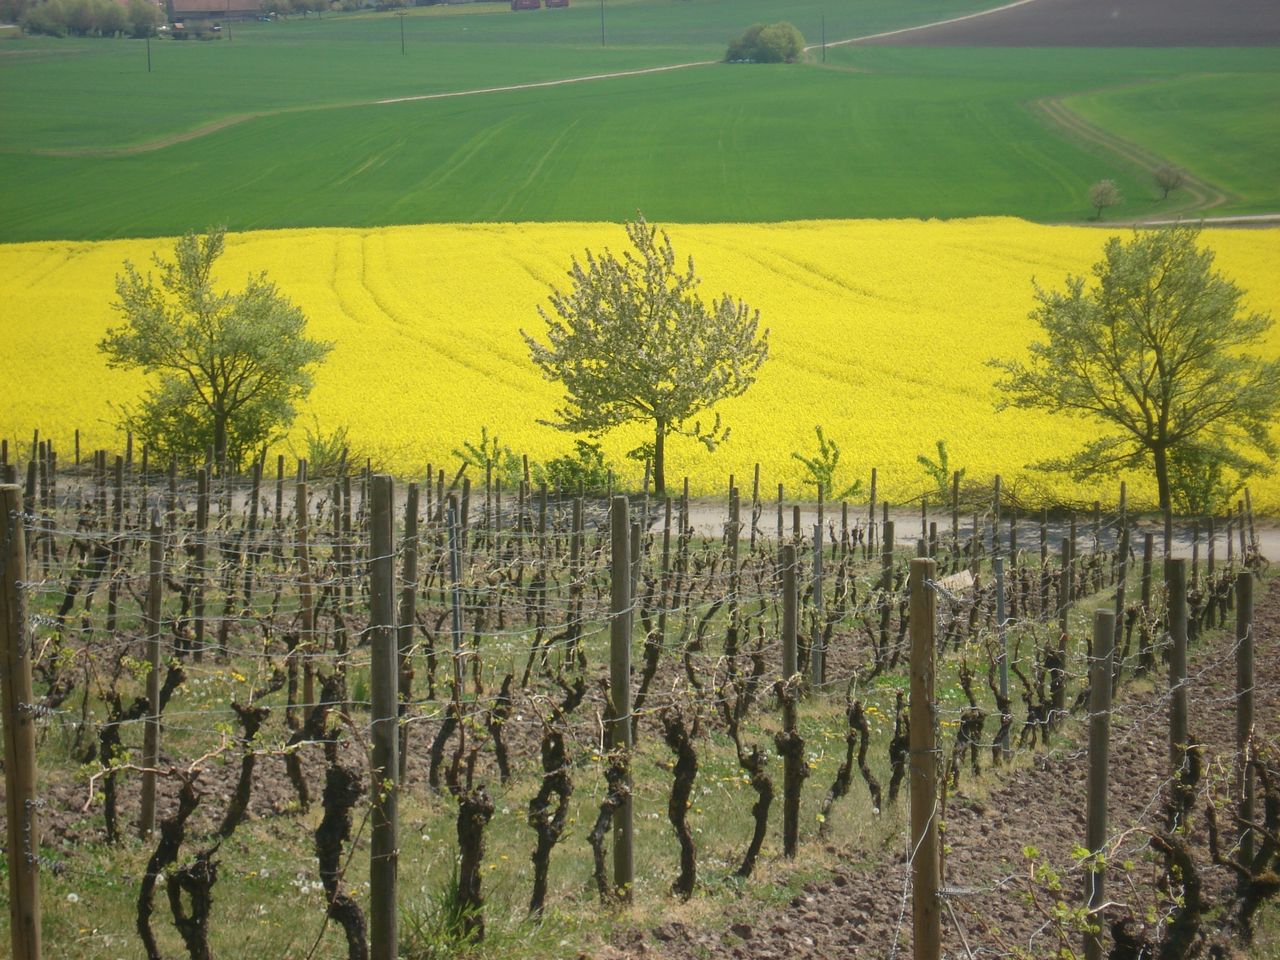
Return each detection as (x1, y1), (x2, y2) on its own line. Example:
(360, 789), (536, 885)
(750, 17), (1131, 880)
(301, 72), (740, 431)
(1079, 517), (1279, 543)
(631, 575), (1279, 959)
(1032, 90), (1232, 214)
(32, 0), (1048, 159)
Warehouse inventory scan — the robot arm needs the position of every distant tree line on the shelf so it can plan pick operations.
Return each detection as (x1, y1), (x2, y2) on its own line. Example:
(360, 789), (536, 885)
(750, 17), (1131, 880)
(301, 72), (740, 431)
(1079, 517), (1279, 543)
(15, 0), (161, 36)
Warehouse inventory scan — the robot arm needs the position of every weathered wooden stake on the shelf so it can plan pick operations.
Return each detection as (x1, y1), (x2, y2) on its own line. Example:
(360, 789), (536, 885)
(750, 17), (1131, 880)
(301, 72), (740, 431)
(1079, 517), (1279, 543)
(879, 520), (895, 666)
(777, 482), (784, 542)
(1112, 483), (1128, 687)
(992, 474), (1002, 559)
(193, 466), (209, 661)
(397, 483), (419, 783)
(994, 555), (1009, 758)
(1053, 536), (1072, 720)
(447, 496), (465, 699)
(1, 485), (41, 960)
(369, 476), (399, 960)
(1167, 559), (1190, 829)
(1243, 488), (1257, 557)
(1084, 609), (1114, 960)
(781, 543), (800, 856)
(296, 481), (315, 716)
(609, 496), (634, 899)
(1236, 571), (1255, 867)
(909, 557), (941, 960)
(868, 467), (878, 560)
(951, 471), (961, 573)
(139, 512), (163, 838)
(811, 522), (824, 686)
(729, 489), (741, 637)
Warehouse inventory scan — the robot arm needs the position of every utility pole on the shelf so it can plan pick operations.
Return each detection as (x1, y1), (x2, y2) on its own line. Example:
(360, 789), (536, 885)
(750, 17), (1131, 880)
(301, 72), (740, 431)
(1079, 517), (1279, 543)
(600, 0), (605, 45)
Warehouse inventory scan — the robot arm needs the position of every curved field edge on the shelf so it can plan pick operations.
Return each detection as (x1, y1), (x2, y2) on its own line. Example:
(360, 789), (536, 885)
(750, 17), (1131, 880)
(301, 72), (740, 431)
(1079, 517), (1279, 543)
(1063, 72), (1280, 216)
(1029, 92), (1230, 217)
(2, 217), (1278, 511)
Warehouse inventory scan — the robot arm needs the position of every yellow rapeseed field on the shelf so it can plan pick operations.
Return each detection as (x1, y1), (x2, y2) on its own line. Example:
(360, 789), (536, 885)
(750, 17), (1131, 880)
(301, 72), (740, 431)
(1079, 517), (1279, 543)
(2, 219), (1277, 511)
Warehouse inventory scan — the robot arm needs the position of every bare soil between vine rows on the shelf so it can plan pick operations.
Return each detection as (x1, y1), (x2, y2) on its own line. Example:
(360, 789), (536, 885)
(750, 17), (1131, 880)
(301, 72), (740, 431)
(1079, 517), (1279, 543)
(625, 576), (1279, 960)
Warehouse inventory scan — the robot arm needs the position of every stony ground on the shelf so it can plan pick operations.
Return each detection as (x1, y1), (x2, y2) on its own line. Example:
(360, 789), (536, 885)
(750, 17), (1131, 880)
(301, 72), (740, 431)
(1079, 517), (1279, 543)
(626, 575), (1278, 959)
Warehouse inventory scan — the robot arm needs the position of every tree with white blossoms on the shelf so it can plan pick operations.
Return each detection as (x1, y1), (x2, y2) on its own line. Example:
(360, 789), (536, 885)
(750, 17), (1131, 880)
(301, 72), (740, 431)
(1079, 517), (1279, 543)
(523, 216), (769, 494)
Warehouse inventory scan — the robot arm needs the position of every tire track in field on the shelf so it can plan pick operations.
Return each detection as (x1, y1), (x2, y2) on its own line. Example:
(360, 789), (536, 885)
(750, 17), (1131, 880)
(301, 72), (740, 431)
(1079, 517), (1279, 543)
(1031, 90), (1234, 217)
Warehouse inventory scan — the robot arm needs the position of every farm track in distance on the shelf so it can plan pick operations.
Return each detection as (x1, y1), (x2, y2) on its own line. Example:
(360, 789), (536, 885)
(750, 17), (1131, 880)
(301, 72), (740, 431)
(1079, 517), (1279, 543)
(1032, 91), (1231, 216)
(27, 0), (1053, 160)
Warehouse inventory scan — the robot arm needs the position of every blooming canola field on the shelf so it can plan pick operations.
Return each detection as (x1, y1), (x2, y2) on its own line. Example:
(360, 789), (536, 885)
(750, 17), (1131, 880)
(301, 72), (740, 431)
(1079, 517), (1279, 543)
(2, 218), (1278, 511)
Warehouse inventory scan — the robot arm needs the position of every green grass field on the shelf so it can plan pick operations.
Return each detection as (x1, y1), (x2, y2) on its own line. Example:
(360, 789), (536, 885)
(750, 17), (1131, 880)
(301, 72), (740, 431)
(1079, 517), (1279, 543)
(1, 3), (1278, 239)
(1066, 72), (1280, 213)
(0, 0), (995, 152)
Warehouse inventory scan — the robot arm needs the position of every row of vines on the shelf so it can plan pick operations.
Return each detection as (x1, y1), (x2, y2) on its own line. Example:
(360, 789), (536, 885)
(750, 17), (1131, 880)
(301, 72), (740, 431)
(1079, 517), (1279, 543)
(0, 438), (1271, 959)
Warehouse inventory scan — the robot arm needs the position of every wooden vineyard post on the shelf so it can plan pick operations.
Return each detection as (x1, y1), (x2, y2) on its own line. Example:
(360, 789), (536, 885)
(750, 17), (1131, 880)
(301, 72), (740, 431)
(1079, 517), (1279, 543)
(447, 496), (465, 699)
(397, 482), (419, 783)
(1167, 559), (1190, 829)
(811, 521), (824, 686)
(296, 481), (315, 718)
(570, 497), (584, 667)
(1084, 609), (1114, 960)
(1244, 488), (1258, 558)
(992, 473), (1001, 559)
(909, 557), (940, 960)
(868, 467), (878, 561)
(369, 476), (399, 960)
(750, 464), (760, 551)
(950, 470), (960, 574)
(630, 521), (641, 611)
(841, 501), (850, 560)
(1, 485), (41, 960)
(994, 555), (1010, 758)
(243, 457), (262, 607)
(105, 455), (122, 633)
(776, 482), (784, 542)
(460, 476), (472, 559)
(609, 496), (634, 898)
(1140, 533), (1154, 669)
(193, 466), (209, 661)
(728, 489), (741, 643)
(780, 543), (800, 858)
(1053, 537), (1071, 721)
(1236, 571), (1255, 867)
(658, 497), (672, 651)
(139, 512), (163, 838)
(1112, 483), (1128, 684)
(1008, 510), (1018, 617)
(879, 520), (895, 668)
(1238, 500), (1247, 561)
